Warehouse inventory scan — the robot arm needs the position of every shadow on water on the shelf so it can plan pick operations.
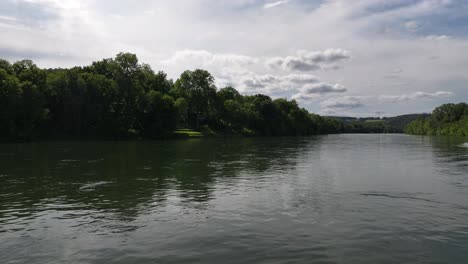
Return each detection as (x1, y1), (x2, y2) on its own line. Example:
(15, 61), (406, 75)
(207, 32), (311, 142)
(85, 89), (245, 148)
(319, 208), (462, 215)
(0, 137), (318, 223)
(425, 136), (468, 188)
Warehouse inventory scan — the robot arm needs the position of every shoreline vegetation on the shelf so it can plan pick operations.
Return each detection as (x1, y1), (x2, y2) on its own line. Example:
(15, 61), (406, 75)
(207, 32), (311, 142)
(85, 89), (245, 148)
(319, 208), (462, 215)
(0, 53), (464, 141)
(405, 103), (468, 136)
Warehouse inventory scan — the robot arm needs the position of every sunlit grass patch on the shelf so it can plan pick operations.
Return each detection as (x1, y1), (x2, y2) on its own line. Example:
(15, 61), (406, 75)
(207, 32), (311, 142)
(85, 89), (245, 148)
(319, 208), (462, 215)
(173, 129), (203, 137)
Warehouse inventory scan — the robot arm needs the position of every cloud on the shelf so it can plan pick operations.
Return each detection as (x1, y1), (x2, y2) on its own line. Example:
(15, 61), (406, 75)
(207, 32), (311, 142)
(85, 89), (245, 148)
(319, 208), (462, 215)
(292, 83), (347, 101)
(300, 49), (351, 64)
(281, 74), (320, 84)
(263, 0), (290, 9)
(282, 57), (322, 71)
(0, 15), (18, 23)
(0, 0), (60, 26)
(423, 35), (452, 41)
(305, 83), (347, 94)
(242, 74), (277, 89)
(0, 0), (466, 116)
(379, 91), (453, 103)
(405, 20), (421, 32)
(326, 0), (454, 21)
(318, 90), (454, 113)
(162, 49), (328, 95)
(239, 73), (322, 94)
(163, 49), (257, 68)
(0, 47), (75, 61)
(267, 49), (351, 72)
(226, 70), (348, 102)
(320, 96), (368, 110)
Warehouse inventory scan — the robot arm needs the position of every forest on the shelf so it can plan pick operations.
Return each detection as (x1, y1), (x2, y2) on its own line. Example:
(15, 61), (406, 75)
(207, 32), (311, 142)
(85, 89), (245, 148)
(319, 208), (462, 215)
(405, 103), (468, 136)
(1, 52), (451, 141)
(0, 52), (350, 140)
(328, 114), (427, 134)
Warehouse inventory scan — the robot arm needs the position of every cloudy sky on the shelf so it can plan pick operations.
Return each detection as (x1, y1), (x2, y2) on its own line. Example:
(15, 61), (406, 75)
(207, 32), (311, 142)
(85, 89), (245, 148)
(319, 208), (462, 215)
(1, 0), (467, 116)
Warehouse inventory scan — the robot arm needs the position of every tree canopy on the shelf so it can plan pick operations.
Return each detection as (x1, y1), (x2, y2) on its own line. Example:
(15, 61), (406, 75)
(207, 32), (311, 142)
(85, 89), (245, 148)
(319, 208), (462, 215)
(3, 53), (453, 141)
(0, 53), (349, 140)
(405, 103), (468, 136)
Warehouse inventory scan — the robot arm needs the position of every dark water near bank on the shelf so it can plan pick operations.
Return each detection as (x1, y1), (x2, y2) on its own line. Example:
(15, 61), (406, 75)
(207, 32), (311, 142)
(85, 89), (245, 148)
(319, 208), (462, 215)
(1, 135), (468, 263)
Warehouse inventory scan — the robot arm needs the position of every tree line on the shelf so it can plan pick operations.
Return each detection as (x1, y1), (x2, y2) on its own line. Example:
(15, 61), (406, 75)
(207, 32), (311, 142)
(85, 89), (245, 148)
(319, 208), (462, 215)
(1, 52), (349, 140)
(405, 103), (468, 136)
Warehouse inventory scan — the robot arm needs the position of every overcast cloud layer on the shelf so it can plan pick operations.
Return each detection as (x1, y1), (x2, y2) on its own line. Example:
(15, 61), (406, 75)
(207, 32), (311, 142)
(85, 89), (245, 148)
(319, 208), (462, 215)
(1, 0), (467, 116)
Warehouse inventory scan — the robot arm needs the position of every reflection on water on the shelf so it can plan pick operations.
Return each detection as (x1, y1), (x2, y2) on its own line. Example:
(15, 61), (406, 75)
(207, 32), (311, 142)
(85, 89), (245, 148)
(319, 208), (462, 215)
(1, 135), (468, 263)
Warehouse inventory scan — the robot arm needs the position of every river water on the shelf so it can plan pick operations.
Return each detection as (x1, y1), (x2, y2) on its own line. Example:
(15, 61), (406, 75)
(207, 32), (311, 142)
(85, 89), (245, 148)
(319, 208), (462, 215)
(1, 135), (468, 263)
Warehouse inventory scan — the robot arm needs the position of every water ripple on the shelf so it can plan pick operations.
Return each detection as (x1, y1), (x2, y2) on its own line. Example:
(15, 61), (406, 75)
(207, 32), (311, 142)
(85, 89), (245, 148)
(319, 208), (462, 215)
(1, 136), (468, 263)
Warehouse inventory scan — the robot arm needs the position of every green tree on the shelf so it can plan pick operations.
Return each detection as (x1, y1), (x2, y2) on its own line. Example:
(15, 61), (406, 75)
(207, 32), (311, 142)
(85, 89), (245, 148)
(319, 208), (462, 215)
(0, 53), (384, 140)
(173, 69), (217, 129)
(0, 69), (22, 138)
(405, 103), (468, 136)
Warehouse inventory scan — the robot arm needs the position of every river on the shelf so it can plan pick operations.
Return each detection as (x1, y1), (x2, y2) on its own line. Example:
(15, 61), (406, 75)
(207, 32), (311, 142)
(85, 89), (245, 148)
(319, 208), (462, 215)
(1, 135), (468, 263)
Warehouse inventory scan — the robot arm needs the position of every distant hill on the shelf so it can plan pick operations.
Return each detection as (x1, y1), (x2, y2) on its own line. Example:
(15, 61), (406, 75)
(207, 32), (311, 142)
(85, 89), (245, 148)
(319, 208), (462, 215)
(327, 114), (430, 133)
(383, 114), (431, 131)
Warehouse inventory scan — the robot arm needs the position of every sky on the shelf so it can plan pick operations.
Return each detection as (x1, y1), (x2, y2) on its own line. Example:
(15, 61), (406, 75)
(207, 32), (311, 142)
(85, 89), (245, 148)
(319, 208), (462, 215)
(1, 0), (468, 116)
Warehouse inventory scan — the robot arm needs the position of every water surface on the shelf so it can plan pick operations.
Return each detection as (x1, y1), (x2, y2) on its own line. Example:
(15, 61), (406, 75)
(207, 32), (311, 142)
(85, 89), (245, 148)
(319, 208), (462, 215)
(1, 135), (468, 263)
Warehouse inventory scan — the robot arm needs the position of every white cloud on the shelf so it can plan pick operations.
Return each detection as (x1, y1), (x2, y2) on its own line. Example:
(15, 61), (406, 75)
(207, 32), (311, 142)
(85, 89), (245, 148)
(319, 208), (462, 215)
(423, 35), (452, 41)
(405, 21), (421, 32)
(161, 49), (330, 95)
(379, 91), (453, 103)
(0, 0), (467, 116)
(318, 90), (454, 113)
(0, 15), (17, 22)
(268, 49), (351, 72)
(292, 83), (346, 101)
(321, 96), (369, 110)
(281, 74), (320, 84)
(238, 73), (322, 94)
(263, 0), (290, 9)
(163, 49), (257, 68)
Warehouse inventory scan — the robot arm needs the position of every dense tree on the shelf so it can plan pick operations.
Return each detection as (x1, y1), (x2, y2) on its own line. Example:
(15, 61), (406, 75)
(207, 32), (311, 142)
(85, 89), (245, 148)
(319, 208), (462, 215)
(0, 67), (21, 138)
(405, 103), (468, 136)
(171, 69), (217, 129)
(2, 53), (419, 141)
(0, 60), (49, 139)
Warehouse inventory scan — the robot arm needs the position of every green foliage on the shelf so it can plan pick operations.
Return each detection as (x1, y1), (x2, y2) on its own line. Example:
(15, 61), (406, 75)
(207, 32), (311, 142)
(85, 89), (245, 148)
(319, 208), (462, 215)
(0, 60), (48, 139)
(173, 129), (203, 138)
(328, 114), (429, 133)
(405, 103), (468, 136)
(382, 114), (430, 132)
(172, 69), (217, 129)
(0, 53), (401, 141)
